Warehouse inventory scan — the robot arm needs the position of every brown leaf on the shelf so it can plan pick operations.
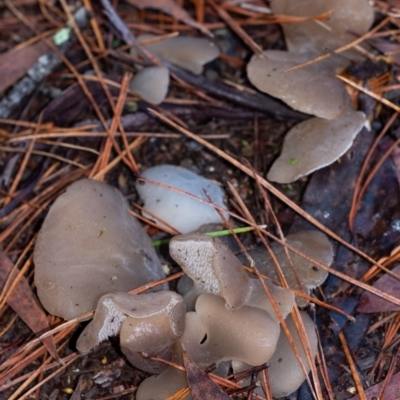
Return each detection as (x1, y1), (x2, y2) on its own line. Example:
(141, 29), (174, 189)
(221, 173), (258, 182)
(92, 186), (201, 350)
(182, 352), (231, 400)
(348, 371), (400, 400)
(357, 265), (400, 313)
(0, 251), (59, 361)
(0, 41), (48, 93)
(125, 0), (212, 36)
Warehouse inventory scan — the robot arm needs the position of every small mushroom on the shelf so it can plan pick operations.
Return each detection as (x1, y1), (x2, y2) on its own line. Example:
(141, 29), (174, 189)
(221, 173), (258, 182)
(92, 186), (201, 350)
(182, 294), (281, 367)
(129, 66), (169, 105)
(34, 179), (166, 320)
(77, 291), (186, 374)
(267, 111), (367, 183)
(261, 311), (318, 397)
(170, 234), (295, 318)
(136, 164), (229, 234)
(247, 50), (354, 119)
(270, 0), (374, 65)
(136, 34), (220, 75)
(241, 231), (333, 307)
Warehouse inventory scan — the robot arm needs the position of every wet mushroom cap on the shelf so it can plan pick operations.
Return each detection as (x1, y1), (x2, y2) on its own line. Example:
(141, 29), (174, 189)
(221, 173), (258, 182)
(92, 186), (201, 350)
(270, 0), (374, 65)
(129, 66), (169, 105)
(76, 291), (186, 374)
(267, 111), (366, 183)
(262, 311), (318, 398)
(137, 34), (220, 75)
(241, 231), (333, 307)
(34, 179), (166, 320)
(136, 165), (229, 234)
(191, 294), (280, 366)
(170, 234), (251, 310)
(247, 50), (354, 119)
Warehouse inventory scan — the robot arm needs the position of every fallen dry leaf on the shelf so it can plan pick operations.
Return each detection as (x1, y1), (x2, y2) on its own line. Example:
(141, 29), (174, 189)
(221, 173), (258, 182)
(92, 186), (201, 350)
(125, 0), (212, 36)
(0, 251), (59, 361)
(357, 265), (400, 313)
(348, 371), (400, 400)
(0, 41), (48, 93)
(182, 352), (231, 400)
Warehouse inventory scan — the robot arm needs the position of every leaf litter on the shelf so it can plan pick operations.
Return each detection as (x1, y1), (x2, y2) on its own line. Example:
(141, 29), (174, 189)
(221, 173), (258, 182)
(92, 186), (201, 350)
(0, 0), (399, 399)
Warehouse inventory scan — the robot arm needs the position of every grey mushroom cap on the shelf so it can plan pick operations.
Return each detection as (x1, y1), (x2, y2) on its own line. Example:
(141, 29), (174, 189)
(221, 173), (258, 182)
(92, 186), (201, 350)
(136, 34), (220, 75)
(136, 164), (229, 234)
(76, 291), (186, 374)
(129, 66), (169, 105)
(270, 0), (374, 66)
(247, 50), (354, 119)
(34, 179), (166, 320)
(240, 231), (333, 307)
(267, 111), (367, 183)
(262, 311), (318, 397)
(181, 294), (281, 367)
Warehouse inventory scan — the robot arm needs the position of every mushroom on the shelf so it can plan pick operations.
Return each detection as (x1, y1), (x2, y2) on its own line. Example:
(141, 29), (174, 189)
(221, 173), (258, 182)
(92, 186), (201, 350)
(129, 66), (169, 105)
(77, 291), (186, 374)
(34, 178), (166, 320)
(267, 111), (367, 183)
(247, 50), (354, 119)
(136, 164), (229, 234)
(182, 293), (281, 367)
(239, 231), (333, 307)
(136, 34), (220, 75)
(170, 234), (295, 318)
(261, 311), (318, 397)
(136, 342), (189, 400)
(270, 0), (374, 66)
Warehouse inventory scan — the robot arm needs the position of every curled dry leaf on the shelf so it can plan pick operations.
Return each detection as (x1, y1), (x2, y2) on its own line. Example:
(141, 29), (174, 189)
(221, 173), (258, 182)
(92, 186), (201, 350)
(183, 352), (230, 400)
(357, 265), (400, 313)
(247, 51), (354, 119)
(0, 252), (59, 362)
(267, 111), (367, 184)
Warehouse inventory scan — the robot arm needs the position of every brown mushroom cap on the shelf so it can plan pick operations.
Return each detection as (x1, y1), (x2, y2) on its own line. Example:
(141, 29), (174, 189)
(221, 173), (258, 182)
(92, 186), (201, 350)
(34, 179), (166, 320)
(242, 231), (333, 307)
(137, 34), (220, 75)
(170, 234), (251, 310)
(270, 0), (374, 65)
(267, 111), (366, 183)
(247, 51), (354, 119)
(182, 294), (280, 367)
(129, 66), (169, 105)
(262, 311), (318, 397)
(76, 291), (186, 374)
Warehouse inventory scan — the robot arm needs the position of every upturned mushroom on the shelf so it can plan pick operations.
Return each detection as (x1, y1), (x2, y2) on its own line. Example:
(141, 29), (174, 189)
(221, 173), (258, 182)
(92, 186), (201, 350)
(34, 179), (166, 320)
(247, 50), (354, 119)
(270, 0), (374, 66)
(136, 34), (220, 75)
(239, 230), (333, 307)
(136, 164), (229, 234)
(170, 234), (295, 318)
(77, 291), (186, 374)
(129, 66), (169, 105)
(267, 111), (367, 183)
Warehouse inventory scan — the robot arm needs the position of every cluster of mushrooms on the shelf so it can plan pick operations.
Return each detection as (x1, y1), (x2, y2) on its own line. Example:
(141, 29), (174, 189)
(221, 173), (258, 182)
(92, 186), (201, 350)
(32, 0), (378, 397)
(34, 178), (333, 398)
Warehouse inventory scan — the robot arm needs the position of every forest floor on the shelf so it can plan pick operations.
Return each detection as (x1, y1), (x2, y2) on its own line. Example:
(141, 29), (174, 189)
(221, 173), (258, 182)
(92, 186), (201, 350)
(0, 1), (400, 399)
